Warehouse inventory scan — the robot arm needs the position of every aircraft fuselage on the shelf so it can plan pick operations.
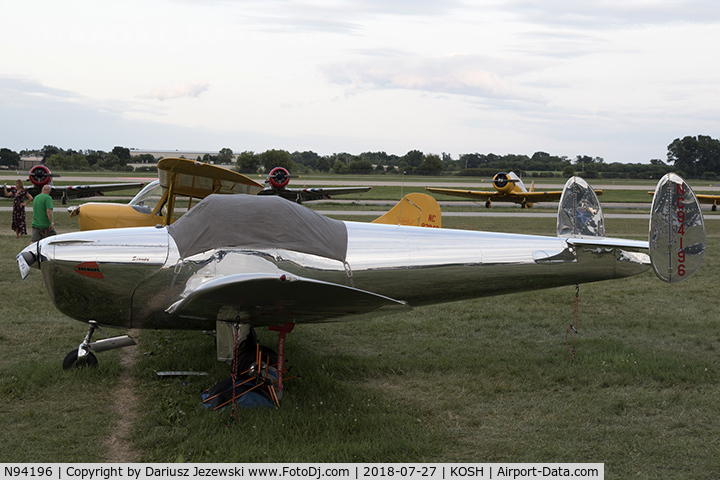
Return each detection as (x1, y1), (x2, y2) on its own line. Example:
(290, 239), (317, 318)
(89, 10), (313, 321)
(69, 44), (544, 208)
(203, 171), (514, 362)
(23, 221), (650, 331)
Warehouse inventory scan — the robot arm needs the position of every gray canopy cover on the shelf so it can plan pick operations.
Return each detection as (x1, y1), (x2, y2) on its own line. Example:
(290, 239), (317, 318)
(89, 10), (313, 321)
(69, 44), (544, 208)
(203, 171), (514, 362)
(167, 194), (349, 262)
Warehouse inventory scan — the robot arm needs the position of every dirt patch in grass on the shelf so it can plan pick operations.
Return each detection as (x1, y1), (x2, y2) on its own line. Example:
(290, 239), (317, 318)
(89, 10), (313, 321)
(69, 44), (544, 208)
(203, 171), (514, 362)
(103, 329), (141, 462)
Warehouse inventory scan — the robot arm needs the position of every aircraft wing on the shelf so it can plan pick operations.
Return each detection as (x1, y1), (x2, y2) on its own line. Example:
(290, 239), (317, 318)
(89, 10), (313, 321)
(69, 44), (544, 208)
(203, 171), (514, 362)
(426, 187), (601, 203)
(650, 191), (720, 209)
(52, 183), (145, 197)
(22, 183), (146, 203)
(258, 186), (372, 202)
(166, 273), (409, 324)
(692, 194), (719, 206)
(425, 187), (497, 200)
(157, 157), (264, 197)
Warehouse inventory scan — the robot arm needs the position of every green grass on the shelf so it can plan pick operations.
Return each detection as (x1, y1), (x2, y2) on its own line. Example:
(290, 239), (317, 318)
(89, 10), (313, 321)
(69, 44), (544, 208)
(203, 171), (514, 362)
(0, 199), (719, 476)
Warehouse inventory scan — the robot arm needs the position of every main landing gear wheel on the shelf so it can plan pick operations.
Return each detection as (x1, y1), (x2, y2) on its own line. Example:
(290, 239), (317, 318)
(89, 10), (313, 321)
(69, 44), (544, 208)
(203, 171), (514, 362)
(63, 350), (98, 370)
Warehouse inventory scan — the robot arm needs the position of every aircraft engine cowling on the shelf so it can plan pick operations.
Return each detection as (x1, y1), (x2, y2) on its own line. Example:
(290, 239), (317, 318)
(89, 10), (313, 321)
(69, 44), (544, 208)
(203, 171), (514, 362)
(29, 165), (53, 187)
(492, 172), (516, 194)
(268, 167), (291, 190)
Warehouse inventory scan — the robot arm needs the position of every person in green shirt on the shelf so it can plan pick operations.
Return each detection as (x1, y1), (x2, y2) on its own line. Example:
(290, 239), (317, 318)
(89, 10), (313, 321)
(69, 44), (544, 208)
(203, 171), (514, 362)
(31, 184), (57, 242)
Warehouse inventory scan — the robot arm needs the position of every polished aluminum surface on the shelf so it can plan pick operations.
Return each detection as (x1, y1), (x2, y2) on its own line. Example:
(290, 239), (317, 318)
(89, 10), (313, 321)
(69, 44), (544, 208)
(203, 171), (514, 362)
(32, 226), (169, 327)
(649, 173), (705, 283)
(557, 176), (605, 237)
(21, 214), (651, 331)
(344, 221), (648, 306)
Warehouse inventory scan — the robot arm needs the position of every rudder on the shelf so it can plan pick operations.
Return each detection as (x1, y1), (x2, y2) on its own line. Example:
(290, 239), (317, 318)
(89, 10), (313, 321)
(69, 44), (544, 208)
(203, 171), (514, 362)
(557, 176), (605, 237)
(649, 173), (705, 283)
(372, 193), (441, 228)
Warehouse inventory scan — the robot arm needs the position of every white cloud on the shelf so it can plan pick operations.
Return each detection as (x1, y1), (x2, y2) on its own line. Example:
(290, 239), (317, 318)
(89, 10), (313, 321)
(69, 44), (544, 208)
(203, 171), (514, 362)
(505, 0), (720, 27)
(144, 81), (210, 101)
(321, 54), (543, 102)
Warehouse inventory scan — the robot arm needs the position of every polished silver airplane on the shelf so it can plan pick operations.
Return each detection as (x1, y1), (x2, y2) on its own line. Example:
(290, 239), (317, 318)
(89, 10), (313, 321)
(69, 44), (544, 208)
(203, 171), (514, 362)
(17, 174), (705, 391)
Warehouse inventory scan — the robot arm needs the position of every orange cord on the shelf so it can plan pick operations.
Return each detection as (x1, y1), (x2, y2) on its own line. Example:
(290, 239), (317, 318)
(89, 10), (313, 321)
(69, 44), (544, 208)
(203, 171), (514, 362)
(566, 284), (580, 359)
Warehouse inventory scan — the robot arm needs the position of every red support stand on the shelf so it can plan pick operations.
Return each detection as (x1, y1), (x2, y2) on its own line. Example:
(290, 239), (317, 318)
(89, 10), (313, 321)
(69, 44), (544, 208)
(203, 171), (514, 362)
(269, 322), (295, 393)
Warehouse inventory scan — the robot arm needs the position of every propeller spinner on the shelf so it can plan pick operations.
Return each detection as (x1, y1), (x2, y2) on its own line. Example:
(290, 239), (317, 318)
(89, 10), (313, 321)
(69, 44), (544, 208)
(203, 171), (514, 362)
(267, 167), (293, 190)
(28, 165), (54, 187)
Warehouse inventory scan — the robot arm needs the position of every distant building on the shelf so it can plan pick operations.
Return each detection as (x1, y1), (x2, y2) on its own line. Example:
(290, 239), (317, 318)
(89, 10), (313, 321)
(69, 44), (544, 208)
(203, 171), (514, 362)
(129, 150), (235, 162)
(19, 156), (43, 170)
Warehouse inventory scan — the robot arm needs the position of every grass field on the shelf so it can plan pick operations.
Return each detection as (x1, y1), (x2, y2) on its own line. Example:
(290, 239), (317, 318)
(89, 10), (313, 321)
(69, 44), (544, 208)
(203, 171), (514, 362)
(0, 189), (718, 477)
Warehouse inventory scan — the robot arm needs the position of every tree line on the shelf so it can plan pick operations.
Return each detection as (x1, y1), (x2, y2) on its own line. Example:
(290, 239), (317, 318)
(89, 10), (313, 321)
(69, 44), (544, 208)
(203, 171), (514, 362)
(1, 135), (719, 179)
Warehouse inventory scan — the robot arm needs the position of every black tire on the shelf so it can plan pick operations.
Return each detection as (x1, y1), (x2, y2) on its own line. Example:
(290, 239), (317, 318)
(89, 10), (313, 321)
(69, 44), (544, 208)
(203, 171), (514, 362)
(62, 349), (98, 370)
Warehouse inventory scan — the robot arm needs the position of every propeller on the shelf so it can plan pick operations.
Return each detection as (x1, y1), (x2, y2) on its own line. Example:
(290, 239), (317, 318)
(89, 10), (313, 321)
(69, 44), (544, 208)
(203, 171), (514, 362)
(266, 167), (298, 190)
(493, 172), (512, 189)
(27, 165), (57, 187)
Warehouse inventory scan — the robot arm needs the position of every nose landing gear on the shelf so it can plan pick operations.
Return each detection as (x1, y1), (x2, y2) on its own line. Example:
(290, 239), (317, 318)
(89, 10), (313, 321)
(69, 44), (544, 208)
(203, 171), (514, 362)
(62, 320), (137, 370)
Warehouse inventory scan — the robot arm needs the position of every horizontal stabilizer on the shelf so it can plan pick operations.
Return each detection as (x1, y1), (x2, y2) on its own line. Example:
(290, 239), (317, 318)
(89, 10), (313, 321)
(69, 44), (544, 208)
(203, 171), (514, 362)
(565, 236), (648, 251)
(166, 273), (409, 324)
(649, 173), (705, 283)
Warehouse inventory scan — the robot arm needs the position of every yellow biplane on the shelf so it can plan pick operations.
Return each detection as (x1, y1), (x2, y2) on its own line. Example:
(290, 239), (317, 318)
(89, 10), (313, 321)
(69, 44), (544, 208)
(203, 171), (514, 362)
(70, 158), (264, 230)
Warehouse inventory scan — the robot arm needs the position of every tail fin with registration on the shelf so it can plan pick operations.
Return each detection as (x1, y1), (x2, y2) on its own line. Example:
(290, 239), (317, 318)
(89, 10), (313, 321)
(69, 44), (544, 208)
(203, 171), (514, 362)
(649, 173), (705, 283)
(557, 174), (706, 284)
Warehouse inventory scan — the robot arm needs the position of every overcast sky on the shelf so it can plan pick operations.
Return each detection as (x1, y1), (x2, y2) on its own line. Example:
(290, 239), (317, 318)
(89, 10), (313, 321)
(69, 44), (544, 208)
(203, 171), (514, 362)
(1, 0), (719, 163)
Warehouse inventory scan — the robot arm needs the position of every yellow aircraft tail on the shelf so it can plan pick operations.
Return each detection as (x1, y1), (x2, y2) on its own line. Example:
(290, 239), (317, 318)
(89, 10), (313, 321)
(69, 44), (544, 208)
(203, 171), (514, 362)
(372, 193), (441, 228)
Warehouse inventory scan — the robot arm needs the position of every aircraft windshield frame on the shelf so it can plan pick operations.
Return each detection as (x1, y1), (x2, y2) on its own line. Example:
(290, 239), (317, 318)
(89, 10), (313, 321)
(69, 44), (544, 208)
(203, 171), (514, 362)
(129, 180), (163, 207)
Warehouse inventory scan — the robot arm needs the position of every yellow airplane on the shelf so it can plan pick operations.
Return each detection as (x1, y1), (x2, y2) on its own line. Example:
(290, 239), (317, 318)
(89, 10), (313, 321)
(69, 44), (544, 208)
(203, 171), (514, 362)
(70, 158), (264, 230)
(426, 171), (602, 208)
(71, 157), (441, 230)
(372, 192), (441, 228)
(649, 190), (720, 211)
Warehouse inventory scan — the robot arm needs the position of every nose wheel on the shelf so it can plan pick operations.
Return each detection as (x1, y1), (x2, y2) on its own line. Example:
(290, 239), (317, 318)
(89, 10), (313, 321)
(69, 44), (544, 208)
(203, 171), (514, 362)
(63, 350), (98, 369)
(62, 320), (136, 370)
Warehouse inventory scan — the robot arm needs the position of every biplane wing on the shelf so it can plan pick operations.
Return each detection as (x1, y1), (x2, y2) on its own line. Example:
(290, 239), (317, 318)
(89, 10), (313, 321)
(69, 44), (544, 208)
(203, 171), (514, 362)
(157, 157), (263, 225)
(157, 157), (263, 196)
